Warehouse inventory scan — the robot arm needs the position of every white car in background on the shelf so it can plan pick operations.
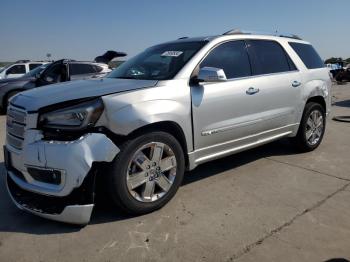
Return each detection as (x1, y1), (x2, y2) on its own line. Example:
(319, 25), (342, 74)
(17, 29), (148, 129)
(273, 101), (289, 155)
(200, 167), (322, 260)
(0, 60), (49, 79)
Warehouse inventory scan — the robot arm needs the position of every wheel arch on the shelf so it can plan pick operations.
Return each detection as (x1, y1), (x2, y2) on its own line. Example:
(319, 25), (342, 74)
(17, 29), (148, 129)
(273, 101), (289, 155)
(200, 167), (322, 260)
(123, 121), (190, 170)
(305, 96), (326, 111)
(2, 88), (25, 109)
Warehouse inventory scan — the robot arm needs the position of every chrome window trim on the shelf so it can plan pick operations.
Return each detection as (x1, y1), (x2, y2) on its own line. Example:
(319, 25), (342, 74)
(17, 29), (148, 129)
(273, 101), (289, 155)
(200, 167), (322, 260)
(200, 69), (300, 84)
(189, 38), (300, 84)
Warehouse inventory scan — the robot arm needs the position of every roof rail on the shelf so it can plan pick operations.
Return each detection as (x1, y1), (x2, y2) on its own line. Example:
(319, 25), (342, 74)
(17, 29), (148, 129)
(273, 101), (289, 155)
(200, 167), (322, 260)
(178, 37), (189, 40)
(222, 29), (302, 40)
(15, 60), (30, 63)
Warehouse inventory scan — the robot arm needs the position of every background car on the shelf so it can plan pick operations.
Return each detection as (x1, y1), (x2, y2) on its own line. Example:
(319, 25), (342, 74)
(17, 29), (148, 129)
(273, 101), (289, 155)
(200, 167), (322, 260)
(0, 59), (111, 112)
(0, 60), (49, 79)
(335, 67), (350, 83)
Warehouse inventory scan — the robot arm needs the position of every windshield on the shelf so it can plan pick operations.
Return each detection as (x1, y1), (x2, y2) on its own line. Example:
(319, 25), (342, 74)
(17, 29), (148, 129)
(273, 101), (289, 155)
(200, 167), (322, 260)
(24, 63), (50, 77)
(0, 63), (12, 74)
(107, 41), (206, 80)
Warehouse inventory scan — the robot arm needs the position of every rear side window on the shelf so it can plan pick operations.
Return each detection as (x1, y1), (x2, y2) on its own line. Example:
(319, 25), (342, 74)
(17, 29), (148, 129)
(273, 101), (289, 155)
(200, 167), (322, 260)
(289, 42), (324, 69)
(200, 40), (251, 79)
(69, 64), (96, 75)
(29, 63), (42, 70)
(7, 64), (26, 74)
(246, 40), (293, 75)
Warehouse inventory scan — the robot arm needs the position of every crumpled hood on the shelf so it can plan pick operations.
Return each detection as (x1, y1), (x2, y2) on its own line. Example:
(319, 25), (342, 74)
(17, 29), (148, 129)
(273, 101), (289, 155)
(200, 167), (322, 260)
(11, 78), (158, 111)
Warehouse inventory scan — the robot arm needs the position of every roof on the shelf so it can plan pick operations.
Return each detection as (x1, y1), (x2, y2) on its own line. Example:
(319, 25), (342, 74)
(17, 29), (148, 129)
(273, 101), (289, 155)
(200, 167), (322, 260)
(222, 29), (302, 40)
(165, 29), (303, 45)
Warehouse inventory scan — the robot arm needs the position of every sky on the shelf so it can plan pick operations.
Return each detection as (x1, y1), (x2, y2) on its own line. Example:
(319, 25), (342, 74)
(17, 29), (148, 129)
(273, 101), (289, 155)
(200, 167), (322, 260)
(0, 0), (349, 61)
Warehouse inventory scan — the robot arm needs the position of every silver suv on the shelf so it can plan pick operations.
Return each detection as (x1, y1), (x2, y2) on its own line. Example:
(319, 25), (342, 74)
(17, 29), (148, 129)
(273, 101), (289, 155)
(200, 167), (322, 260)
(4, 30), (331, 224)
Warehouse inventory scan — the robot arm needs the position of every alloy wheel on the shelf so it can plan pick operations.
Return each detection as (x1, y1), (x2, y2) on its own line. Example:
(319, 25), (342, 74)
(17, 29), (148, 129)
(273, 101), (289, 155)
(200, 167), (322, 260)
(126, 142), (177, 202)
(305, 109), (324, 146)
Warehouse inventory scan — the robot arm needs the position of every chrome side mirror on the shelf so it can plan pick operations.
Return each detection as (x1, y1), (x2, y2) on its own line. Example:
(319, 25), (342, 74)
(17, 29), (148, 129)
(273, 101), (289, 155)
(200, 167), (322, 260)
(197, 67), (227, 83)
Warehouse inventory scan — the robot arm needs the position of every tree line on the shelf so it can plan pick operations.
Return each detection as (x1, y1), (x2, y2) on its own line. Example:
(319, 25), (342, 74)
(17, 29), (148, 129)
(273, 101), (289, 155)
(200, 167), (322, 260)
(325, 57), (350, 64)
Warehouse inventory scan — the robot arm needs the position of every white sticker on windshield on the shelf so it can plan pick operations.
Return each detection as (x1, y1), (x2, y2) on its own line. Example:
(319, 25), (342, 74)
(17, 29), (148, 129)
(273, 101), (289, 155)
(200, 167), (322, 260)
(161, 51), (183, 57)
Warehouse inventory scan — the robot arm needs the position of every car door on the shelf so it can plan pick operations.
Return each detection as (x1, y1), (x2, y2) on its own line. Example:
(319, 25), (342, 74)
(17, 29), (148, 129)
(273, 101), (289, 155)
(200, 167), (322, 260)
(36, 61), (68, 87)
(69, 63), (99, 80)
(5, 64), (26, 79)
(29, 63), (43, 71)
(245, 40), (302, 135)
(190, 40), (266, 160)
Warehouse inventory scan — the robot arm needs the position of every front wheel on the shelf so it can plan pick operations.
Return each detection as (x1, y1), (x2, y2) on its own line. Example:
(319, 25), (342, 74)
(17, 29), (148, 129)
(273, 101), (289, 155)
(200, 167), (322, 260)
(294, 102), (326, 152)
(3, 90), (20, 113)
(107, 131), (185, 215)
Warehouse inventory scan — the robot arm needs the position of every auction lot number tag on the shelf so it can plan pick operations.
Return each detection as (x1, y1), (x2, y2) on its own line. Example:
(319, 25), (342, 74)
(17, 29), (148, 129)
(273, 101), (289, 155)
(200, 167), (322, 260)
(161, 51), (183, 57)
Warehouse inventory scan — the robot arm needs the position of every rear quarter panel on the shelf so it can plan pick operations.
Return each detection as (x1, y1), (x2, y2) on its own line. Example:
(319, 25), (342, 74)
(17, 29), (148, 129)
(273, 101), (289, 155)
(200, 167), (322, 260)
(300, 68), (331, 119)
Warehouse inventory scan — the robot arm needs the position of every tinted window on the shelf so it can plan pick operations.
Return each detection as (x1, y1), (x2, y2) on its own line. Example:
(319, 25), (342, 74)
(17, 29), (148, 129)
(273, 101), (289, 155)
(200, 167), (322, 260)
(246, 40), (292, 75)
(287, 55), (297, 71)
(69, 64), (96, 75)
(42, 63), (67, 83)
(24, 64), (49, 77)
(108, 41), (206, 80)
(29, 63), (42, 70)
(200, 40), (251, 79)
(289, 42), (324, 69)
(7, 64), (26, 74)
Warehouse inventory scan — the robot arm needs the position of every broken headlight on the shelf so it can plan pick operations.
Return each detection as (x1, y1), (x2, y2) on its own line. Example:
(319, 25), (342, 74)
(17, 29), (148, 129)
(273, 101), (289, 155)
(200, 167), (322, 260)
(39, 98), (104, 131)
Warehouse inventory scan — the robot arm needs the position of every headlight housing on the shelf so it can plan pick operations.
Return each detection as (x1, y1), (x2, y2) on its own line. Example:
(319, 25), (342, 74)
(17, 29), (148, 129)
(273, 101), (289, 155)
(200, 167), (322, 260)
(39, 98), (104, 131)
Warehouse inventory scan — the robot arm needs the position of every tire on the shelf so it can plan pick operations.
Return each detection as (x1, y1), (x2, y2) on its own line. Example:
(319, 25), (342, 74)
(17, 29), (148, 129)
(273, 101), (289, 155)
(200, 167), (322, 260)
(107, 131), (185, 215)
(294, 102), (326, 152)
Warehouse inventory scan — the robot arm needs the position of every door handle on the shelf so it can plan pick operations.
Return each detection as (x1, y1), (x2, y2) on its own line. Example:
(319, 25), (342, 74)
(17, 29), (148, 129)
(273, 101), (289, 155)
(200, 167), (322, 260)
(292, 81), (301, 87)
(246, 87), (260, 95)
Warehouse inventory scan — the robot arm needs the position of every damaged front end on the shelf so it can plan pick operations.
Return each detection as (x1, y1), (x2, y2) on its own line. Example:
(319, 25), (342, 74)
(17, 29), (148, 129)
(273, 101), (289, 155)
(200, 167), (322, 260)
(5, 103), (119, 225)
(6, 164), (96, 225)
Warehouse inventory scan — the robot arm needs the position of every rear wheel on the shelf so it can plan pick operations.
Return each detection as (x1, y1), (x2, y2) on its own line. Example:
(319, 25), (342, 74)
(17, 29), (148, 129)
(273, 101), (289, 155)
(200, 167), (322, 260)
(294, 102), (326, 152)
(107, 131), (185, 215)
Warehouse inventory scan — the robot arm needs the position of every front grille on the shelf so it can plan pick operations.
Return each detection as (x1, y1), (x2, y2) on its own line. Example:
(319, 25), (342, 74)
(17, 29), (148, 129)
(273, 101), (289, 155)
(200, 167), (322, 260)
(6, 106), (27, 150)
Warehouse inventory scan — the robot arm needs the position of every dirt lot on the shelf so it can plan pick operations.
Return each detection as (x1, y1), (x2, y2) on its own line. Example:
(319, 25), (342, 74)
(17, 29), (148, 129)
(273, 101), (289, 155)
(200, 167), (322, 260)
(0, 83), (350, 262)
